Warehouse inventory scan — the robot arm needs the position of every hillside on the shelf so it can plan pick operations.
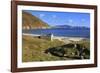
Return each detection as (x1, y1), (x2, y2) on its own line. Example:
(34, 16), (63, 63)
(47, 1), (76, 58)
(22, 11), (49, 29)
(22, 35), (90, 62)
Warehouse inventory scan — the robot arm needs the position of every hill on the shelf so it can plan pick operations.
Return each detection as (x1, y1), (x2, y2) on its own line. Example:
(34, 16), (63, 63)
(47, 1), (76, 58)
(22, 11), (49, 29)
(54, 25), (90, 30)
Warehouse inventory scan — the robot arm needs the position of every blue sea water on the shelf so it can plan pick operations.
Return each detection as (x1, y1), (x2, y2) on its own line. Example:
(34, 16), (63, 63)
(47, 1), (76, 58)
(23, 28), (90, 38)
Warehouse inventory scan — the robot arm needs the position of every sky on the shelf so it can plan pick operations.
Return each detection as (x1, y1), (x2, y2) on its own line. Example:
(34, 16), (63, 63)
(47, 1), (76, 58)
(23, 10), (90, 28)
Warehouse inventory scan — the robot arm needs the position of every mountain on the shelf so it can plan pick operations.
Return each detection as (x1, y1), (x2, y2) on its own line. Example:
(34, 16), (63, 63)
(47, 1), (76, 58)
(54, 25), (72, 28)
(22, 11), (49, 29)
(53, 25), (90, 30)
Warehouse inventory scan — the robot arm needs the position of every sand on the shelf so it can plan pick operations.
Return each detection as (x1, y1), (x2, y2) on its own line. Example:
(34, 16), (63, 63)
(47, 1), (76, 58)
(22, 33), (87, 44)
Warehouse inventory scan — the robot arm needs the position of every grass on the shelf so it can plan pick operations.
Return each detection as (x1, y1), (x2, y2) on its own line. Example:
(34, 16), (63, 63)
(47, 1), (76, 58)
(22, 35), (90, 62)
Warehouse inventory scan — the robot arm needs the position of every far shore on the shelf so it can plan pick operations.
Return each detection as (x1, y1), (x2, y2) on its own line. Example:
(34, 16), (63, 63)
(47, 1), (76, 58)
(22, 33), (89, 43)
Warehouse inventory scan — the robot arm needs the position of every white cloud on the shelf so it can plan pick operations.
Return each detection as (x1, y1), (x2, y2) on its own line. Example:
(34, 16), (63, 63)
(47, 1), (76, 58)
(81, 19), (85, 22)
(39, 14), (45, 17)
(68, 19), (73, 23)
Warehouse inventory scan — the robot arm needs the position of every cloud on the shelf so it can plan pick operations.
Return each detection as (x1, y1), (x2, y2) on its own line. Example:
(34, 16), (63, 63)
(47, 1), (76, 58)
(39, 14), (45, 17)
(81, 19), (85, 22)
(68, 19), (73, 23)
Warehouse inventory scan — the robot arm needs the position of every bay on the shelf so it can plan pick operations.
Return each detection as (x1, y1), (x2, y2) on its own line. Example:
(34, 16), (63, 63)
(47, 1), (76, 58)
(22, 28), (90, 38)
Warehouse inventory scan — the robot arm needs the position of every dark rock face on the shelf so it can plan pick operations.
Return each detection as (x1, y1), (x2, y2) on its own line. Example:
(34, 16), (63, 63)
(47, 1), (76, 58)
(44, 47), (65, 57)
(44, 43), (90, 59)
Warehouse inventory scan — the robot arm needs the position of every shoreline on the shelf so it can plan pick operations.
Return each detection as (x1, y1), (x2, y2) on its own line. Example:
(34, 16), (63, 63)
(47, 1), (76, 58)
(22, 33), (89, 42)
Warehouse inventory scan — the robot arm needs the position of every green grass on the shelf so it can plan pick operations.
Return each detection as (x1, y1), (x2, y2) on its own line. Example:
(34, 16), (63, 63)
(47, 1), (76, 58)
(22, 36), (65, 62)
(22, 35), (90, 62)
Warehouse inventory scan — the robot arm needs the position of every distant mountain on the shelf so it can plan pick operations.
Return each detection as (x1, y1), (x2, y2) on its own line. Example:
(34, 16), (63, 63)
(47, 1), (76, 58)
(22, 11), (49, 29)
(54, 25), (72, 28)
(53, 25), (90, 30)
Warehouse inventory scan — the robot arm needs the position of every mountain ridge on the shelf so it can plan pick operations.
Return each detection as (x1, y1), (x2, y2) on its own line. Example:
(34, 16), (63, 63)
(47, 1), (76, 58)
(22, 11), (49, 29)
(53, 25), (90, 29)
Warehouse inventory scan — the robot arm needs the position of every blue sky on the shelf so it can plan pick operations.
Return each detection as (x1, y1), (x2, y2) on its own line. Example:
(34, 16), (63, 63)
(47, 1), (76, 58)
(23, 10), (90, 28)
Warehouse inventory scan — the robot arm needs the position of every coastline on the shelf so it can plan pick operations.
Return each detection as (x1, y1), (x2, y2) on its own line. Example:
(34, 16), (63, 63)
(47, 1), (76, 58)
(22, 33), (88, 43)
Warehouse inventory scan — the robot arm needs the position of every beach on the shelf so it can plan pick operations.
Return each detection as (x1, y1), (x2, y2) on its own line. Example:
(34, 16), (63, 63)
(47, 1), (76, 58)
(22, 33), (88, 44)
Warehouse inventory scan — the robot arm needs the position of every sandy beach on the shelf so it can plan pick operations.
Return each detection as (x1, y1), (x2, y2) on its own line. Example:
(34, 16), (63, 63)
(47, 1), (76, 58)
(22, 33), (87, 44)
(54, 37), (84, 44)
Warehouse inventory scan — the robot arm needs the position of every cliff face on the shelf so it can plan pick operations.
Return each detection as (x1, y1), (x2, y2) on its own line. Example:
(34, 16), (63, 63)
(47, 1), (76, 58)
(22, 11), (49, 29)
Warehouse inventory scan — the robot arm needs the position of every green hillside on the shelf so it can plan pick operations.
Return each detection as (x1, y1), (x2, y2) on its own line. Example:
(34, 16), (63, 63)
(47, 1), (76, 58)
(22, 11), (49, 29)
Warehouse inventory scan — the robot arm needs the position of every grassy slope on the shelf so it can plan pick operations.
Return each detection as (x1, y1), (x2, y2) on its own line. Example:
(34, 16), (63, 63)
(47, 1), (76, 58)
(22, 35), (90, 62)
(22, 35), (65, 62)
(22, 11), (49, 28)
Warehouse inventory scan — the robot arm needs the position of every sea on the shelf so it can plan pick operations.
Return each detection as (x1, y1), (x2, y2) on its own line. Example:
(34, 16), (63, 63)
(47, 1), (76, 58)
(22, 28), (90, 38)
